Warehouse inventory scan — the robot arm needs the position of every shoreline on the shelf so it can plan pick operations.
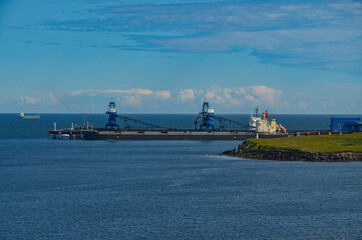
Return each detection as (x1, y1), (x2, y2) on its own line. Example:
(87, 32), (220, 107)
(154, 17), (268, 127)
(220, 148), (362, 162)
(220, 134), (362, 162)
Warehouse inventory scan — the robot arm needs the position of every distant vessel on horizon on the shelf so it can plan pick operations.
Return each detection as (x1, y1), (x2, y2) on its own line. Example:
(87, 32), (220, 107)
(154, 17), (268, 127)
(18, 112), (40, 119)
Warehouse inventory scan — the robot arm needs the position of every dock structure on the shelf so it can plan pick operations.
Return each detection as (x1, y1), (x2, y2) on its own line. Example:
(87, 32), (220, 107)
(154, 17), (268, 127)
(48, 123), (94, 140)
(48, 129), (82, 140)
(48, 128), (358, 141)
(47, 101), (361, 141)
(287, 130), (358, 136)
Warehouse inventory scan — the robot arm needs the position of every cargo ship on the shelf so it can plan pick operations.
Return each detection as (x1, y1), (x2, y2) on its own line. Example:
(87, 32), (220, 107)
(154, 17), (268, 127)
(48, 101), (288, 140)
(18, 112), (40, 119)
(82, 129), (285, 140)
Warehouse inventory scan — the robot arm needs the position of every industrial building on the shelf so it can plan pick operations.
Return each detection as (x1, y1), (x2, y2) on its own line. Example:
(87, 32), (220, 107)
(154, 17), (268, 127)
(330, 118), (362, 132)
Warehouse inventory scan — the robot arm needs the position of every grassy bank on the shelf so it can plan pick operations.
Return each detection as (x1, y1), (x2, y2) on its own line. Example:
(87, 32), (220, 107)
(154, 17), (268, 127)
(244, 133), (362, 153)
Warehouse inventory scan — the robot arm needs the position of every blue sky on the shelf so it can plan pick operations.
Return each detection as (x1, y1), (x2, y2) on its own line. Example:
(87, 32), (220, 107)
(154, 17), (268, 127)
(0, 0), (361, 113)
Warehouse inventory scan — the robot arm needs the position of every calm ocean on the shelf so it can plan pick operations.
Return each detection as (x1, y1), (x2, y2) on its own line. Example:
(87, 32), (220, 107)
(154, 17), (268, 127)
(0, 114), (361, 239)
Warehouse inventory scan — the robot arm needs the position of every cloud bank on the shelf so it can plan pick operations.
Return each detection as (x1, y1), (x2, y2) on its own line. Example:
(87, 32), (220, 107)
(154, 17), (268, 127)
(67, 85), (284, 109)
(19, 92), (59, 106)
(9, 83), (361, 113)
(19, 96), (41, 105)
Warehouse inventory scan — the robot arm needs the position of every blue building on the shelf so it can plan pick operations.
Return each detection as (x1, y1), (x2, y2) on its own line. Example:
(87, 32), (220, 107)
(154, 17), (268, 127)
(330, 118), (362, 132)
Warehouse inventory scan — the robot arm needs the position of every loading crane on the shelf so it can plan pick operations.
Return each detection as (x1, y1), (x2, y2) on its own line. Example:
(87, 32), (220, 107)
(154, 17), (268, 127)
(105, 100), (172, 130)
(211, 115), (248, 130)
(194, 100), (249, 130)
(194, 101), (215, 130)
(105, 100), (119, 129)
(105, 100), (249, 131)
(116, 115), (171, 130)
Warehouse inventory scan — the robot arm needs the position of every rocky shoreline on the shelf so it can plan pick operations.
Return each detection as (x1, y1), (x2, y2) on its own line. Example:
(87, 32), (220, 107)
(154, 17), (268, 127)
(221, 142), (362, 162)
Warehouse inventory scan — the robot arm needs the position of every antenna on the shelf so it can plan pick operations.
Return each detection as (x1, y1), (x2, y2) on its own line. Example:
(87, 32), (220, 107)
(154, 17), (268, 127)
(83, 114), (86, 126)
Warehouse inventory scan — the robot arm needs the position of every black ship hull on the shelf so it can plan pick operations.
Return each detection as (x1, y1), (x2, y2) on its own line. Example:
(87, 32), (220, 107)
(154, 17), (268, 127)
(83, 130), (287, 141)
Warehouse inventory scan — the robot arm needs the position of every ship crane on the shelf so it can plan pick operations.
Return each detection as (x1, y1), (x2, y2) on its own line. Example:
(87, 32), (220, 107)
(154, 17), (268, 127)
(104, 100), (174, 130)
(210, 115), (249, 130)
(116, 115), (171, 130)
(106, 100), (249, 131)
(194, 101), (249, 130)
(194, 101), (215, 130)
(105, 100), (119, 129)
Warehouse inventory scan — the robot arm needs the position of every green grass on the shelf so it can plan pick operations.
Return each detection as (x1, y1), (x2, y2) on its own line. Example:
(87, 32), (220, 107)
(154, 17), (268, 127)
(243, 133), (362, 153)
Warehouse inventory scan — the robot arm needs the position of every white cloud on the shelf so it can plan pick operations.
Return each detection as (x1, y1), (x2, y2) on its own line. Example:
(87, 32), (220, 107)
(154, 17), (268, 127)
(48, 92), (58, 104)
(245, 94), (257, 103)
(297, 101), (308, 110)
(200, 85), (282, 108)
(69, 88), (153, 96)
(248, 85), (282, 106)
(121, 95), (142, 106)
(66, 85), (283, 110)
(280, 5), (304, 11)
(328, 2), (362, 14)
(17, 93), (60, 106)
(204, 86), (227, 104)
(19, 96), (41, 105)
(320, 100), (336, 109)
(177, 89), (195, 102)
(154, 91), (171, 99)
(233, 87), (246, 95)
(68, 88), (174, 102)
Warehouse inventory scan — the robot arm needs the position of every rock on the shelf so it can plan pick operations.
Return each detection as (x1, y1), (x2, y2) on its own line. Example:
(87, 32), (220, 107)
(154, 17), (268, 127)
(220, 144), (362, 162)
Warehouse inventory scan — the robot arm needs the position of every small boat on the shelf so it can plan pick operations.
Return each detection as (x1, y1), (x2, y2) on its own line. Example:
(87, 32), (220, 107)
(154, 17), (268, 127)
(61, 134), (70, 139)
(18, 112), (40, 119)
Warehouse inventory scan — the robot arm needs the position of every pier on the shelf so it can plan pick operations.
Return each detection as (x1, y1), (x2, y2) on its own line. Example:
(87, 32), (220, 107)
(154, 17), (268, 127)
(48, 128), (356, 140)
(286, 130), (354, 136)
(47, 101), (361, 140)
(48, 122), (94, 140)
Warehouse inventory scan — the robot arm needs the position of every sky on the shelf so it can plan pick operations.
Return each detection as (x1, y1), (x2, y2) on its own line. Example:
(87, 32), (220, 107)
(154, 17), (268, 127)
(0, 0), (361, 114)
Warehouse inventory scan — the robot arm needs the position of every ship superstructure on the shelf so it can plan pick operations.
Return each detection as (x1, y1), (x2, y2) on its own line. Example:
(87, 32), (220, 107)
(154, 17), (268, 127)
(249, 107), (261, 131)
(249, 108), (287, 134)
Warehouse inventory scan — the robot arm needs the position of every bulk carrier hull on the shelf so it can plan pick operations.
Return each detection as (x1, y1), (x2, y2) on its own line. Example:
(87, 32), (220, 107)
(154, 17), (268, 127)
(83, 130), (287, 141)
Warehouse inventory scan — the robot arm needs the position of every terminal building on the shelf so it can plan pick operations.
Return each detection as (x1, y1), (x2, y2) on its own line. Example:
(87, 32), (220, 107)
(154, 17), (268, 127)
(330, 118), (362, 132)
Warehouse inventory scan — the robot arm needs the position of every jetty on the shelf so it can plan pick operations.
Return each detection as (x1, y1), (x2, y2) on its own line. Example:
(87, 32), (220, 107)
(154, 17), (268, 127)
(48, 101), (361, 141)
(48, 101), (288, 141)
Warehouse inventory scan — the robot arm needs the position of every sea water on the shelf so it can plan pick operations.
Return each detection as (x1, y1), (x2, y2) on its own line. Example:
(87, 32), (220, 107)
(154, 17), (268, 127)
(0, 114), (361, 239)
